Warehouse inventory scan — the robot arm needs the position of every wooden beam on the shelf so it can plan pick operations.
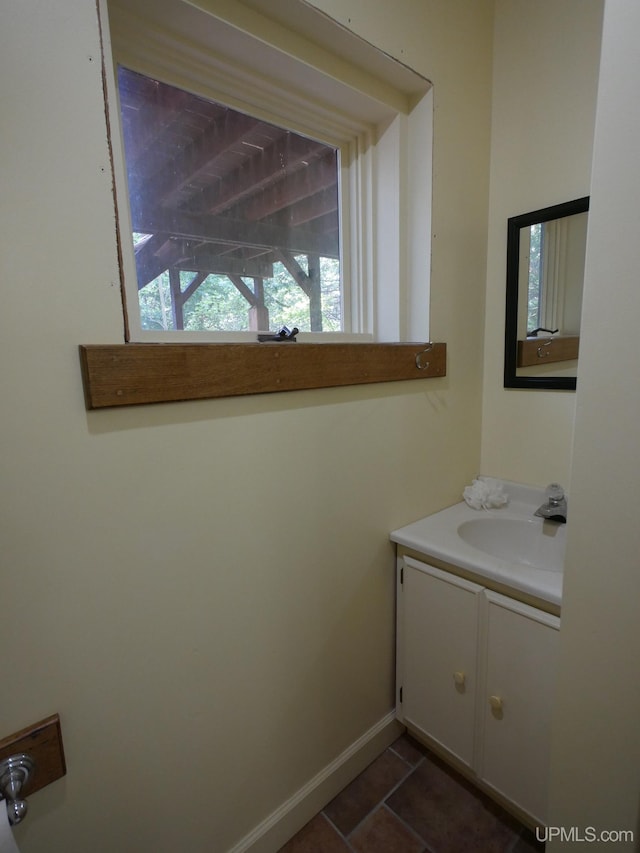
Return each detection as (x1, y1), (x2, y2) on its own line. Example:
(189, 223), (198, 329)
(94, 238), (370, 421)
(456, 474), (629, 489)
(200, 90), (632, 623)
(131, 112), (260, 214)
(307, 253), (323, 332)
(273, 250), (323, 330)
(248, 279), (269, 331)
(174, 248), (273, 279)
(227, 274), (257, 306)
(273, 250), (311, 297)
(118, 70), (199, 171)
(133, 210), (339, 259)
(169, 268), (184, 330)
(274, 186), (339, 228)
(180, 271), (208, 303)
(241, 152), (337, 221)
(79, 342), (447, 408)
(135, 237), (274, 288)
(134, 234), (174, 288)
(194, 135), (328, 216)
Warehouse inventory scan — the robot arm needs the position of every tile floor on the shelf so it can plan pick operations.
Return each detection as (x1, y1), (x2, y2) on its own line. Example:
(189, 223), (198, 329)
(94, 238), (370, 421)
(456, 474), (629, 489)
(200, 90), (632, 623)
(278, 734), (544, 853)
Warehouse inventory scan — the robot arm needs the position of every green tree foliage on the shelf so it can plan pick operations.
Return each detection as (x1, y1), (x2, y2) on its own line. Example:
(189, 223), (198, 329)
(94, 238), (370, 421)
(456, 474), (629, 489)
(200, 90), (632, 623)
(138, 255), (342, 332)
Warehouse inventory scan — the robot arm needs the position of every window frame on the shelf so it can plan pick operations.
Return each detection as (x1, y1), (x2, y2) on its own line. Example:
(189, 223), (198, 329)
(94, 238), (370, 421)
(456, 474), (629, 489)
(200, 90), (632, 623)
(103, 0), (433, 341)
(106, 0), (380, 344)
(114, 68), (361, 340)
(118, 78), (351, 338)
(85, 0), (444, 407)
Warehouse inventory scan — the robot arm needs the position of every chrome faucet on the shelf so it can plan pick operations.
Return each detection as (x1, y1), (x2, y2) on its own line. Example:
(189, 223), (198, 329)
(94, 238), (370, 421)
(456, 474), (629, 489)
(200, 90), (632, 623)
(534, 483), (567, 523)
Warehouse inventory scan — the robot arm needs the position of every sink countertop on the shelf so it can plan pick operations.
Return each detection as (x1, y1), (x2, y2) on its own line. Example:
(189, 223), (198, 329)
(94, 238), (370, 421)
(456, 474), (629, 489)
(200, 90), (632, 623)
(391, 480), (563, 607)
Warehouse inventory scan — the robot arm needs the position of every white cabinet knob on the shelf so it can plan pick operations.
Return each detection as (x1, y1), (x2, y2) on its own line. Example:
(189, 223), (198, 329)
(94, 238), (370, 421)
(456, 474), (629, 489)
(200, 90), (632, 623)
(453, 671), (466, 687)
(489, 695), (503, 713)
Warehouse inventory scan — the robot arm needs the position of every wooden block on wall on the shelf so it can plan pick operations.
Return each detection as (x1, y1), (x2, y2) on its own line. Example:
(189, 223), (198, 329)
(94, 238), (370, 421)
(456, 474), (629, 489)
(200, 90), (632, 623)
(517, 335), (579, 368)
(0, 715), (66, 798)
(79, 341), (448, 408)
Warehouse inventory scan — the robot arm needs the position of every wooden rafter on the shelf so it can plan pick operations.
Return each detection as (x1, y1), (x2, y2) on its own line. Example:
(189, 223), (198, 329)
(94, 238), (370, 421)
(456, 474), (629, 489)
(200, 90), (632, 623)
(239, 150), (338, 222)
(118, 72), (199, 171)
(128, 112), (260, 217)
(270, 186), (339, 229)
(192, 134), (328, 217)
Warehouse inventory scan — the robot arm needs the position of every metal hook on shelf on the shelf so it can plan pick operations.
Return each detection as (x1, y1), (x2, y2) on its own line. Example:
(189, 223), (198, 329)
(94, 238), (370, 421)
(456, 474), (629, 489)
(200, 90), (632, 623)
(415, 342), (434, 370)
(0, 753), (35, 826)
(536, 339), (553, 358)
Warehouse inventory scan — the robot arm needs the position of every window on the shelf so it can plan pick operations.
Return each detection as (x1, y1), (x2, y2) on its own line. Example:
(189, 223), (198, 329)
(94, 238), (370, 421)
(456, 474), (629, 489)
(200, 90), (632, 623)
(103, 0), (433, 344)
(527, 223), (543, 331)
(117, 67), (342, 335)
(524, 213), (587, 336)
(82, 0), (444, 407)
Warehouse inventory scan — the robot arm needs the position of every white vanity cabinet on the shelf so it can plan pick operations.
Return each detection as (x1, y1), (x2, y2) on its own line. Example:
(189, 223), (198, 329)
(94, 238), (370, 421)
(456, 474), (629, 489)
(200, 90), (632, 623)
(400, 560), (483, 767)
(479, 590), (560, 824)
(396, 554), (560, 826)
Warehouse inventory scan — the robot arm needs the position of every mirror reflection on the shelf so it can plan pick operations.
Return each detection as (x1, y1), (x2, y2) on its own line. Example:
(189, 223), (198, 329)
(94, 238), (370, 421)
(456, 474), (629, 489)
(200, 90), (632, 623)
(504, 196), (589, 390)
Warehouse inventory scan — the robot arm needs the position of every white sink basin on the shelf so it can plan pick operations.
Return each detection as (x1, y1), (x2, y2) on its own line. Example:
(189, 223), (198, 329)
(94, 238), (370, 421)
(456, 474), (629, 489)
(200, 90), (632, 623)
(457, 517), (566, 572)
(391, 479), (566, 605)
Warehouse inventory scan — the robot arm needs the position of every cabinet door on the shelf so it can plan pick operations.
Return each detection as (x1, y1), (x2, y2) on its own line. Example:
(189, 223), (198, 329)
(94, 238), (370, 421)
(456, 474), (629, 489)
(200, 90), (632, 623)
(478, 591), (560, 824)
(399, 557), (484, 767)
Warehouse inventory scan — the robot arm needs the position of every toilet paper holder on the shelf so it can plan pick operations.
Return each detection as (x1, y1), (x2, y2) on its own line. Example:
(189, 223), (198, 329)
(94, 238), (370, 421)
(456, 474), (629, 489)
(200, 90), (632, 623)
(0, 753), (35, 826)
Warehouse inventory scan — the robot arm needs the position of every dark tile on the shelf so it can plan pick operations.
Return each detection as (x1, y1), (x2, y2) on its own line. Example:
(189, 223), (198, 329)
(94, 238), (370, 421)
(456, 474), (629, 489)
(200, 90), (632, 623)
(324, 748), (413, 835)
(387, 753), (519, 853)
(390, 734), (427, 767)
(350, 805), (425, 853)
(278, 813), (351, 853)
(512, 828), (545, 852)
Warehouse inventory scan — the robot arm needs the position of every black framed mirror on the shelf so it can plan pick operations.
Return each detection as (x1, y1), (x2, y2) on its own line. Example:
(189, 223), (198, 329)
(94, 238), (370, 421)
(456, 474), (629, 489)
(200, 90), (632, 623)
(504, 196), (589, 390)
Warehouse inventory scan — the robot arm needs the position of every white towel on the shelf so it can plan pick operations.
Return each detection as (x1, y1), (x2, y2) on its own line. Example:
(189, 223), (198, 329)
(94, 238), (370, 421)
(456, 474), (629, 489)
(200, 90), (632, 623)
(463, 478), (508, 510)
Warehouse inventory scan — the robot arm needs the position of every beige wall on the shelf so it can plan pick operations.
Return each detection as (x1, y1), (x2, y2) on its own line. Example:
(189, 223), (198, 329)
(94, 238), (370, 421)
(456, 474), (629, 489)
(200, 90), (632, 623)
(0, 1), (492, 851)
(547, 1), (640, 845)
(6, 1), (639, 849)
(480, 0), (603, 488)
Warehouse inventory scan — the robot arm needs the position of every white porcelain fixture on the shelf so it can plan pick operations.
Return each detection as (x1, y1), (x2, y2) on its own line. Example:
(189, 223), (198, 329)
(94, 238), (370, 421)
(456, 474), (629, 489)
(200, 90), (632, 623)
(457, 517), (565, 572)
(392, 478), (565, 825)
(391, 479), (565, 605)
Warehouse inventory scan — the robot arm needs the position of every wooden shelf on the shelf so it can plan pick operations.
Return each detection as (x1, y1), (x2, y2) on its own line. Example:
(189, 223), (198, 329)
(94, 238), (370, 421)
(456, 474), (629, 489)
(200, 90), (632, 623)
(79, 341), (447, 409)
(517, 335), (579, 368)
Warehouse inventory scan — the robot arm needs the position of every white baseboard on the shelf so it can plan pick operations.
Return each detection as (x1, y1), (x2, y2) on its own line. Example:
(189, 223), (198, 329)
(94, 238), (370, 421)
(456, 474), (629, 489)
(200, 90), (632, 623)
(227, 711), (403, 853)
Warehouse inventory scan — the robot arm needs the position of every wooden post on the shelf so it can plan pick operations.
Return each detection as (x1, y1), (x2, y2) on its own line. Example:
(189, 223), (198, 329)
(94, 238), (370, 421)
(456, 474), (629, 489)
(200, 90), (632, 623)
(248, 278), (269, 331)
(169, 268), (184, 330)
(307, 253), (322, 332)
